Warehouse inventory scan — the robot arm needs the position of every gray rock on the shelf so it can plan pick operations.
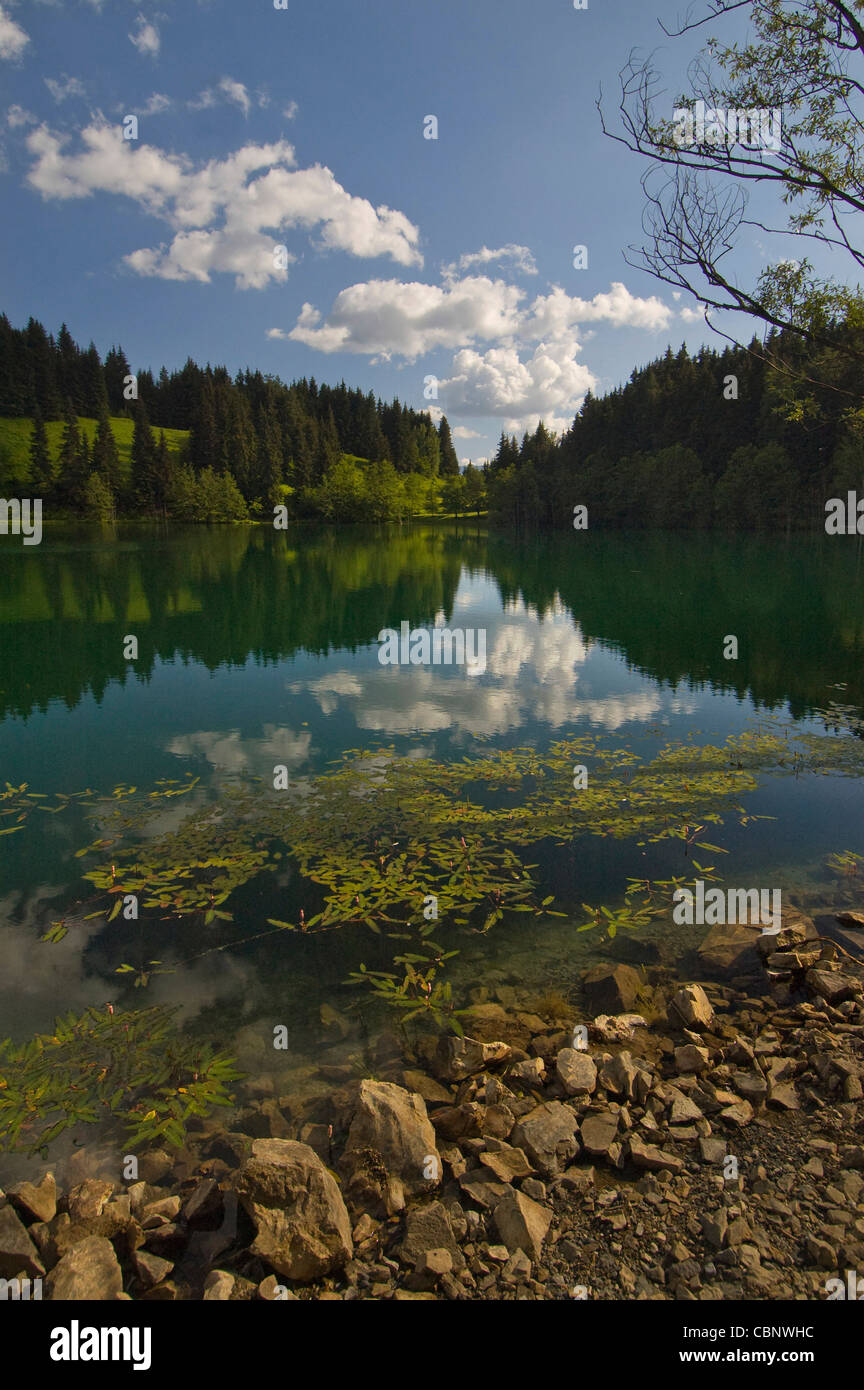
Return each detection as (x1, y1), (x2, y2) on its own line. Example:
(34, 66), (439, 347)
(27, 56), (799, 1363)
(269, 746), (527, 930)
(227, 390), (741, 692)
(599, 1051), (639, 1101)
(669, 984), (714, 1030)
(628, 1136), (684, 1173)
(203, 1270), (235, 1301)
(582, 963), (642, 1014)
(675, 1045), (710, 1074)
(806, 969), (861, 1006)
(400, 1201), (462, 1270)
(511, 1102), (580, 1175)
(579, 1111), (620, 1157)
(343, 1079), (441, 1195)
(478, 1144), (535, 1183)
(45, 1236), (122, 1300)
(7, 1174), (57, 1225)
(434, 1036), (511, 1081)
(234, 1139), (353, 1283)
(493, 1189), (552, 1261)
(556, 1049), (597, 1096)
(0, 1203), (45, 1279)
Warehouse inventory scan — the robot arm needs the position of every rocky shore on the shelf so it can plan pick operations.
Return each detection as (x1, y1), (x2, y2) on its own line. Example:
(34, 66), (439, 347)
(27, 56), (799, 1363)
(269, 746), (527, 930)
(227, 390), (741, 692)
(2, 906), (863, 1301)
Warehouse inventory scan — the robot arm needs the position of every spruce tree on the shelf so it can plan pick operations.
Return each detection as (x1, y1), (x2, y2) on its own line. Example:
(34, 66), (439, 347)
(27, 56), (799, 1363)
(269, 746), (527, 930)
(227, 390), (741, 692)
(28, 408), (53, 497)
(92, 404), (121, 494)
(438, 416), (460, 476)
(129, 402), (157, 512)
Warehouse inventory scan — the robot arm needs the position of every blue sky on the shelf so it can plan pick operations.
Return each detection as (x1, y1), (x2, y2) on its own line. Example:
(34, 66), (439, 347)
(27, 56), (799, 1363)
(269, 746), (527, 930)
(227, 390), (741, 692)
(0, 0), (776, 461)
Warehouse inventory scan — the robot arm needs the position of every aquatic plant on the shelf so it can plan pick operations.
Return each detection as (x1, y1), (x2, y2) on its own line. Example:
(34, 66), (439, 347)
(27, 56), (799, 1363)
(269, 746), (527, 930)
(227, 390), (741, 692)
(0, 1005), (241, 1155)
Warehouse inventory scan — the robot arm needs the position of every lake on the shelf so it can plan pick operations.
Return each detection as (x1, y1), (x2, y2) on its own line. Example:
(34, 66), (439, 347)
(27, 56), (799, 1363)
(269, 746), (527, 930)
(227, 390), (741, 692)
(2, 521), (864, 1166)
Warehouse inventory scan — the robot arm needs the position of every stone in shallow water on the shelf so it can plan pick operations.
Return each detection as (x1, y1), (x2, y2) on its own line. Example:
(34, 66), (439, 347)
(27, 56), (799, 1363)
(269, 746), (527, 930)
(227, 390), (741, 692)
(234, 1139), (353, 1283)
(582, 963), (642, 1014)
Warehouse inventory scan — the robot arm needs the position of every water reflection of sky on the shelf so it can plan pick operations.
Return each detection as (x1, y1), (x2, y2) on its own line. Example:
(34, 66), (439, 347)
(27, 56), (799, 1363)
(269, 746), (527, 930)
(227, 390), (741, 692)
(2, 558), (862, 1052)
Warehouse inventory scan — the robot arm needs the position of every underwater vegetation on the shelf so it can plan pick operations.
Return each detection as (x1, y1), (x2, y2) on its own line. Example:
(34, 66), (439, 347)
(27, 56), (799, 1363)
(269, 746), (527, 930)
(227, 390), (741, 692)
(0, 1004), (240, 1155)
(2, 717), (864, 1153)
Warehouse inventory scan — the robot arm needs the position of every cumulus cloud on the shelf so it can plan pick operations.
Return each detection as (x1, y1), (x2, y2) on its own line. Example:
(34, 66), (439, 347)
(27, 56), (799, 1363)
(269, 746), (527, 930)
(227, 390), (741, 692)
(290, 275), (522, 359)
(23, 119), (423, 287)
(0, 5), (28, 60)
(442, 243), (537, 281)
(45, 74), (87, 104)
(287, 276), (670, 360)
(680, 303), (707, 322)
(453, 426), (482, 439)
(441, 335), (596, 434)
(129, 13), (160, 58)
(283, 273), (669, 431)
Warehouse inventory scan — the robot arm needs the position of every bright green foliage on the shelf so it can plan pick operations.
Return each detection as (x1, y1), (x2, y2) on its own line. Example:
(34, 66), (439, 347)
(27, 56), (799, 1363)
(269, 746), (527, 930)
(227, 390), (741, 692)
(0, 1005), (241, 1155)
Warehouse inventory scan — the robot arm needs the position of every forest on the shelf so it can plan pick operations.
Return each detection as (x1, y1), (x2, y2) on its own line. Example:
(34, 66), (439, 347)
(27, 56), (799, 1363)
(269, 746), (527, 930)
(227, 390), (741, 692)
(2, 311), (863, 528)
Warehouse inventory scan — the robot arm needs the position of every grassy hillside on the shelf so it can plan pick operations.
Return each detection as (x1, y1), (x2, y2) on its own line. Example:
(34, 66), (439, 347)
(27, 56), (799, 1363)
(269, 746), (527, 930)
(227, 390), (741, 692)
(0, 416), (189, 485)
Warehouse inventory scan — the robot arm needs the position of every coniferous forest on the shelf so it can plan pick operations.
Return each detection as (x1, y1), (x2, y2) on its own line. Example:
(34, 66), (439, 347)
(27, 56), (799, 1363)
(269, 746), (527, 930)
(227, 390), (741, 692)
(2, 311), (863, 529)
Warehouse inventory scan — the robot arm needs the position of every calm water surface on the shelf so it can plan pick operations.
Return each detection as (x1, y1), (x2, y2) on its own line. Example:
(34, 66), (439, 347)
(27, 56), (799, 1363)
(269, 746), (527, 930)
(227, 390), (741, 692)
(1, 522), (864, 1147)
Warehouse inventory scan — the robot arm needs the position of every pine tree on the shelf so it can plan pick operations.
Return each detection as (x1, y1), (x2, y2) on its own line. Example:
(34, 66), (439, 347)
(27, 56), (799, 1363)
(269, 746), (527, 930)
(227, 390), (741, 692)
(104, 346), (133, 415)
(438, 416), (460, 476)
(129, 402), (157, 512)
(92, 404), (121, 494)
(28, 408), (53, 497)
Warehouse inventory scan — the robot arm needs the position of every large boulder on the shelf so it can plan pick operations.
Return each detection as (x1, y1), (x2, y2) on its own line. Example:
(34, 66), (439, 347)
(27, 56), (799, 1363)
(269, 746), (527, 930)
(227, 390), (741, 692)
(45, 1236), (122, 1300)
(343, 1080), (441, 1196)
(234, 1139), (353, 1283)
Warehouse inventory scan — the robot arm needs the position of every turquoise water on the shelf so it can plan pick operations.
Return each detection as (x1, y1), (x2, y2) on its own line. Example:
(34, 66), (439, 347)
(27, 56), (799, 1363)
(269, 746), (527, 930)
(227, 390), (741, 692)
(1, 521), (863, 1099)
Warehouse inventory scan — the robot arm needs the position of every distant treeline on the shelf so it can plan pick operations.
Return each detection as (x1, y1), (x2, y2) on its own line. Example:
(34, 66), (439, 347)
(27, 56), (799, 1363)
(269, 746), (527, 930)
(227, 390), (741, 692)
(487, 329), (864, 530)
(0, 312), (461, 521)
(3, 311), (864, 528)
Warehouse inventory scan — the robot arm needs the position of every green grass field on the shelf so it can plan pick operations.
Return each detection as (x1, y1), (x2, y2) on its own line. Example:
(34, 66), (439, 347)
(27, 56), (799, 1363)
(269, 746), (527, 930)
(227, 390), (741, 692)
(0, 415), (189, 484)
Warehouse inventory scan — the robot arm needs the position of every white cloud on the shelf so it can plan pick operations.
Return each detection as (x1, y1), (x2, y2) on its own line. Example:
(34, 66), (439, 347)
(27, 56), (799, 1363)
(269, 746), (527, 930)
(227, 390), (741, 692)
(441, 334), (596, 434)
(523, 282), (671, 336)
(7, 104), (35, 128)
(45, 75), (87, 103)
(129, 13), (160, 58)
(287, 276), (671, 360)
(24, 119), (424, 287)
(680, 304), (707, 322)
(132, 92), (172, 117)
(283, 100), (299, 120)
(442, 243), (537, 281)
(453, 426), (482, 439)
(190, 76), (251, 118)
(282, 273), (669, 433)
(267, 327), (287, 339)
(290, 276), (523, 359)
(0, 5), (28, 60)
